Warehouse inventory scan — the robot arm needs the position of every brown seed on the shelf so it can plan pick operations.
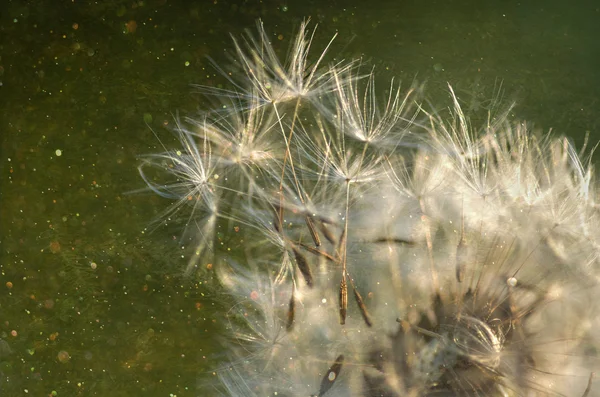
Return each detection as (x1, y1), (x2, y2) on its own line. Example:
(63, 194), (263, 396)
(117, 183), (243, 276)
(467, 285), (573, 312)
(339, 277), (347, 325)
(292, 247), (313, 288)
(372, 237), (415, 245)
(272, 204), (283, 233)
(304, 215), (321, 247)
(352, 285), (372, 327)
(286, 291), (295, 331)
(582, 372), (594, 397)
(297, 242), (338, 263)
(318, 354), (345, 397)
(318, 221), (337, 245)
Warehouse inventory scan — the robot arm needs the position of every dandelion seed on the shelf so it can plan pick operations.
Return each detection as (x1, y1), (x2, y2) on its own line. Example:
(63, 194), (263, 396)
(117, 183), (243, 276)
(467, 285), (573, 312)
(138, 117), (221, 276)
(296, 242), (338, 263)
(292, 246), (314, 288)
(197, 18), (357, 110)
(318, 220), (338, 245)
(286, 289), (295, 331)
(201, 98), (279, 162)
(583, 373), (595, 397)
(305, 215), (322, 247)
(338, 276), (347, 325)
(350, 282), (372, 327)
(318, 355), (344, 397)
(330, 67), (421, 147)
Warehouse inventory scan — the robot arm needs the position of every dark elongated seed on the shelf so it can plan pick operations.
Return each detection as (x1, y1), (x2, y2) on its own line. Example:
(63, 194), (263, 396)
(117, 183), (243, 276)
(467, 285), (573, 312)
(372, 237), (415, 245)
(352, 286), (372, 327)
(318, 355), (345, 397)
(339, 277), (347, 325)
(305, 215), (321, 247)
(297, 242), (338, 263)
(272, 204), (283, 233)
(292, 247), (314, 288)
(286, 289), (295, 331)
(318, 221), (337, 245)
(582, 372), (594, 397)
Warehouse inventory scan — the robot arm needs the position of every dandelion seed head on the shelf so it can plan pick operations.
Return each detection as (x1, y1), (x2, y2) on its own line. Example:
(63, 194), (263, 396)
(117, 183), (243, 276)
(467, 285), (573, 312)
(139, 19), (600, 397)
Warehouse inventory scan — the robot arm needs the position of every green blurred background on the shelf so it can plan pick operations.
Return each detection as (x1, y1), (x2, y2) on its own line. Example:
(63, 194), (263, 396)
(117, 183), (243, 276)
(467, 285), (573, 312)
(1, 0), (598, 395)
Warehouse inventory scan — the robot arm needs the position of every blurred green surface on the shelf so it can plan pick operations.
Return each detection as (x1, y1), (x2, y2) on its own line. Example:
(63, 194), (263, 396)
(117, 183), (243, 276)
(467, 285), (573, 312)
(0, 0), (598, 395)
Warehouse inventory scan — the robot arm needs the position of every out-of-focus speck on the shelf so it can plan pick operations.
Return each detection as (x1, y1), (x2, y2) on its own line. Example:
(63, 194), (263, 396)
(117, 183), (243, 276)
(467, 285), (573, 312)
(116, 5), (126, 17)
(57, 350), (70, 363)
(124, 20), (137, 34)
(55, 149), (62, 156)
(49, 241), (61, 253)
(0, 338), (12, 358)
